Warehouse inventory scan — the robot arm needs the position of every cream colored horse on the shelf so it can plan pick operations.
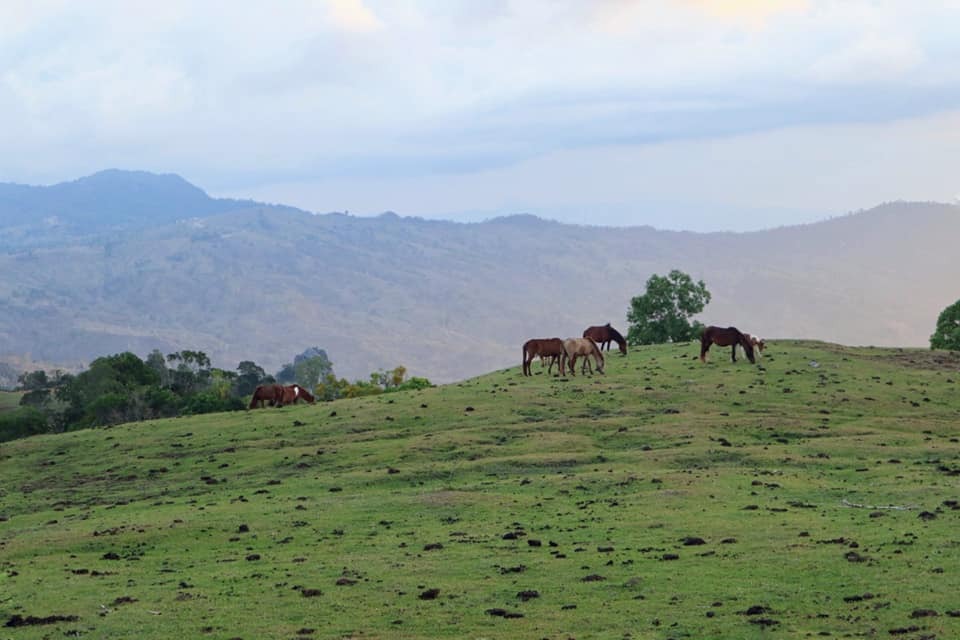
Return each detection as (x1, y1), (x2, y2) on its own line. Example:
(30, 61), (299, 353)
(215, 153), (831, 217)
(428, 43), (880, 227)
(739, 333), (766, 359)
(561, 337), (605, 376)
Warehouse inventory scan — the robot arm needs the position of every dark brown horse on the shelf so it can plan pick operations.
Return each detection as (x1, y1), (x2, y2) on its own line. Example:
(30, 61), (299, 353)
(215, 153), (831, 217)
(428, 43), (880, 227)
(279, 384), (316, 405)
(249, 384), (284, 409)
(583, 323), (627, 355)
(700, 326), (756, 364)
(523, 338), (565, 376)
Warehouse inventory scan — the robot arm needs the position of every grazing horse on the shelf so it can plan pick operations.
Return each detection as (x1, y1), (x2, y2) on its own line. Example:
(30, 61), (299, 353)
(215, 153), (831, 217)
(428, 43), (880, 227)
(523, 338), (565, 376)
(249, 384), (284, 409)
(740, 333), (766, 359)
(583, 323), (628, 355)
(700, 326), (756, 364)
(561, 338), (605, 376)
(280, 384), (316, 405)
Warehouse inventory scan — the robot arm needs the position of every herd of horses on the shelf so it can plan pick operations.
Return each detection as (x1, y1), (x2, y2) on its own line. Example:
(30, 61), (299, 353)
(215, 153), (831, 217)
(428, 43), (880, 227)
(249, 325), (768, 407)
(249, 383), (316, 409)
(522, 323), (765, 378)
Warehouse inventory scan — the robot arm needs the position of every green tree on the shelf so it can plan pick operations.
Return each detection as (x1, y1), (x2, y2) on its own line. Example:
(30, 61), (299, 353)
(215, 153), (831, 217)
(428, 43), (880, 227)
(930, 299), (960, 350)
(0, 406), (48, 442)
(166, 350), (212, 395)
(57, 352), (160, 428)
(18, 370), (49, 391)
(294, 354), (333, 389)
(275, 363), (296, 384)
(145, 349), (171, 388)
(626, 270), (711, 345)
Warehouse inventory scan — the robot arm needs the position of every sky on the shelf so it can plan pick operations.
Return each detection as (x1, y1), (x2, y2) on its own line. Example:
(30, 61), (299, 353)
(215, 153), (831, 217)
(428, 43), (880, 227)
(2, 0), (960, 231)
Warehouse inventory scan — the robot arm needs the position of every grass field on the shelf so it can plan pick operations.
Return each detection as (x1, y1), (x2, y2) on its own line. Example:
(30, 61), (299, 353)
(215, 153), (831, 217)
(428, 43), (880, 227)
(0, 391), (23, 413)
(1, 340), (959, 639)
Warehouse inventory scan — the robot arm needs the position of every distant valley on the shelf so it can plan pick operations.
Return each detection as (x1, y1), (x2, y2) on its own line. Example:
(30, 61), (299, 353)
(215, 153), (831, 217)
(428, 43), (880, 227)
(1, 170), (958, 383)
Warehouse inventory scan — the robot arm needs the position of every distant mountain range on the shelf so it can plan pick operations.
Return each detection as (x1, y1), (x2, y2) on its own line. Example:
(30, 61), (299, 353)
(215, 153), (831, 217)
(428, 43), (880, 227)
(1, 170), (958, 383)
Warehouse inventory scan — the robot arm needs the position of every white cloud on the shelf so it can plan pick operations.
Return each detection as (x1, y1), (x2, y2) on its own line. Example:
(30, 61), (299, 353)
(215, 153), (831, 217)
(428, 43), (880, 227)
(327, 0), (383, 33)
(1, 0), (960, 225)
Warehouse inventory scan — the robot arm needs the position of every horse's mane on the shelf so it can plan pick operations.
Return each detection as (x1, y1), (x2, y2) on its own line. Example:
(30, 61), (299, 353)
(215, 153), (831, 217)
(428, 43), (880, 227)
(608, 326), (625, 344)
(296, 384), (315, 401)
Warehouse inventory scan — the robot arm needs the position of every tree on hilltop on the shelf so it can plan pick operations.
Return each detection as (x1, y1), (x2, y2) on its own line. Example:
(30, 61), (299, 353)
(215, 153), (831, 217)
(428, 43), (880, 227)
(626, 270), (711, 345)
(930, 299), (960, 351)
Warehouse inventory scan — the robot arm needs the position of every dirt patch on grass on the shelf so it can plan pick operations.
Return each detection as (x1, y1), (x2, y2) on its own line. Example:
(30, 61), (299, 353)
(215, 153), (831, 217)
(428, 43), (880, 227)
(419, 490), (477, 507)
(863, 349), (960, 371)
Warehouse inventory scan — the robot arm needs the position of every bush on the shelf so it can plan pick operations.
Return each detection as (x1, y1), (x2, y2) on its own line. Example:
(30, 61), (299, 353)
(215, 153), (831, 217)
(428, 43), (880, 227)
(0, 407), (49, 442)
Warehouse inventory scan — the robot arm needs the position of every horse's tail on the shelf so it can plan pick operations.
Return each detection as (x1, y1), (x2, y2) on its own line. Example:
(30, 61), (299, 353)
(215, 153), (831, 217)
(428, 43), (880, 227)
(249, 386), (261, 409)
(700, 327), (711, 362)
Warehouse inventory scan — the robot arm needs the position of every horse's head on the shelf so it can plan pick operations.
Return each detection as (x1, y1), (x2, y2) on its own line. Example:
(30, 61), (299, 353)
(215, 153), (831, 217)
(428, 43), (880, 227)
(618, 342), (627, 356)
(741, 338), (756, 364)
(756, 338), (766, 352)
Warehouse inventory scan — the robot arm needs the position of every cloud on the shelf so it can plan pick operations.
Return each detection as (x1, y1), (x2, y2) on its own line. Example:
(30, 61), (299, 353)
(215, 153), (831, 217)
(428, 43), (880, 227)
(326, 0), (383, 33)
(2, 0), (960, 226)
(684, 0), (809, 27)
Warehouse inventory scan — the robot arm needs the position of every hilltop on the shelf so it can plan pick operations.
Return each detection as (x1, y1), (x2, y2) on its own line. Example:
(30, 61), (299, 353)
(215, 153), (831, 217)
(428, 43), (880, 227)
(1, 341), (959, 638)
(1, 170), (959, 381)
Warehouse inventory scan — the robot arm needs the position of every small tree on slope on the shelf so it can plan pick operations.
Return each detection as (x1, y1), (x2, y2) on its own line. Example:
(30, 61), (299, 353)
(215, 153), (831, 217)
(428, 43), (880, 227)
(627, 270), (711, 345)
(930, 299), (960, 351)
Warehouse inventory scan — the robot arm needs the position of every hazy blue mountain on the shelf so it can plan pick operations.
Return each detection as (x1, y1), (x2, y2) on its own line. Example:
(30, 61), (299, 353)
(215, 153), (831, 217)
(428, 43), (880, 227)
(1, 171), (958, 382)
(0, 169), (289, 244)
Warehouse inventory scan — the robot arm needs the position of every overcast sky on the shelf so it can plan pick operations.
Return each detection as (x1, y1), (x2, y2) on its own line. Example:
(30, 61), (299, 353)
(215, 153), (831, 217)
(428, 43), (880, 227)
(2, 0), (960, 231)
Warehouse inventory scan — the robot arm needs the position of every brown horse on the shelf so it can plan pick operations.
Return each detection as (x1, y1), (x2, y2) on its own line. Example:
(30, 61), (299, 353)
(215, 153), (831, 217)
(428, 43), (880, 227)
(583, 323), (627, 355)
(700, 326), (756, 364)
(523, 338), (565, 376)
(249, 384), (284, 409)
(561, 337), (605, 376)
(279, 384), (316, 405)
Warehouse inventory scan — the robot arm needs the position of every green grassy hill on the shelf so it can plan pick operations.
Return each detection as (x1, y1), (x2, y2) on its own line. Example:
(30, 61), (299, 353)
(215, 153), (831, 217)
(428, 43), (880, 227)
(0, 391), (23, 412)
(1, 341), (959, 639)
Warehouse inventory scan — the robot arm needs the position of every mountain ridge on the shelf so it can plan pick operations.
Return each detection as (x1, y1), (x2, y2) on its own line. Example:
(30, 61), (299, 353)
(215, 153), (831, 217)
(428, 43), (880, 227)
(1, 170), (957, 382)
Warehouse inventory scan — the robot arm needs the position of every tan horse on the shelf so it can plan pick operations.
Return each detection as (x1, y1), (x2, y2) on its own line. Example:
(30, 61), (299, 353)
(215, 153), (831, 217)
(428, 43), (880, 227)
(561, 338), (605, 376)
(523, 338), (565, 376)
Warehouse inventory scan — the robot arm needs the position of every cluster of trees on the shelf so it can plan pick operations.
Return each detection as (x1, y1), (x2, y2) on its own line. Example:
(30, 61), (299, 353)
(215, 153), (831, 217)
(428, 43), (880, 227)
(1, 347), (430, 443)
(315, 365), (432, 401)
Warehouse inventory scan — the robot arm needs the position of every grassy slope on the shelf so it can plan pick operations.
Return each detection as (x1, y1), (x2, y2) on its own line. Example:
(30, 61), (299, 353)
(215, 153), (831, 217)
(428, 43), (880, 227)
(0, 391), (23, 412)
(1, 341), (959, 639)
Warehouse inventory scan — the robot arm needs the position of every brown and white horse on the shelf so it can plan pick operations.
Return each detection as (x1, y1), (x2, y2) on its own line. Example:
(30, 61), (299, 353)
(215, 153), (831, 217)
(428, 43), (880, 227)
(740, 333), (766, 359)
(279, 384), (316, 405)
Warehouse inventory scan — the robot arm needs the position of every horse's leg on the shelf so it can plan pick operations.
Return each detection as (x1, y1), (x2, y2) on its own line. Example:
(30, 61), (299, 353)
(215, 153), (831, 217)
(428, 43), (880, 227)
(730, 344), (737, 363)
(700, 339), (709, 363)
